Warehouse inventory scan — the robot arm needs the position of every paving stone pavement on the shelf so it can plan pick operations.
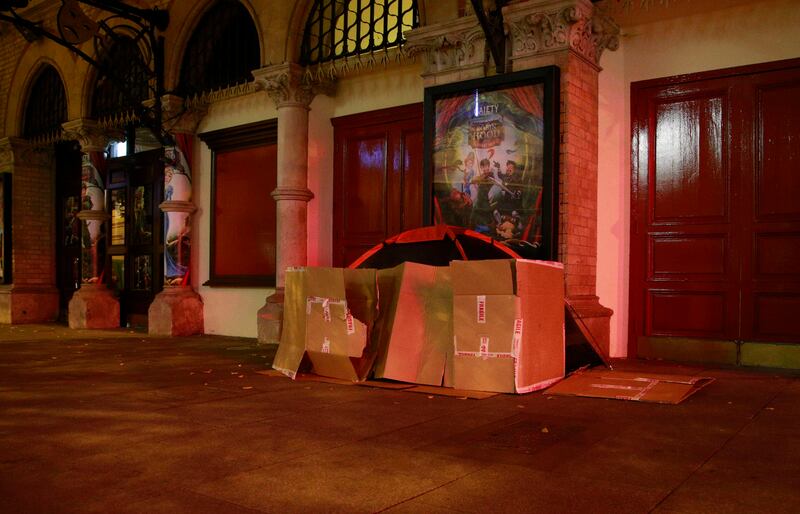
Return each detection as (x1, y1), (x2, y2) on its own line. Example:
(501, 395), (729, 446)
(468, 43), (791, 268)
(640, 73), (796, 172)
(1, 324), (798, 514)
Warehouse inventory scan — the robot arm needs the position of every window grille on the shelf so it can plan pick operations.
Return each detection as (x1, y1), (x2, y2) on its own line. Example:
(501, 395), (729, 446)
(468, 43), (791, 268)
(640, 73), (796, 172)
(23, 65), (67, 143)
(300, 0), (419, 66)
(178, 0), (260, 98)
(91, 37), (151, 120)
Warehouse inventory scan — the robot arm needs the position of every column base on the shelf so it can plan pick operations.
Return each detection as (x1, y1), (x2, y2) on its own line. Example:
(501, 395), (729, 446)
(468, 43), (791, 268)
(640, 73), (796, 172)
(257, 290), (284, 345)
(148, 286), (204, 336)
(565, 295), (614, 359)
(0, 285), (59, 324)
(68, 284), (120, 329)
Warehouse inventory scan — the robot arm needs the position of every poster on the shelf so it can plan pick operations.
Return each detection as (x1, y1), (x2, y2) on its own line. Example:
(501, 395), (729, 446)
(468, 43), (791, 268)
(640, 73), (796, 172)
(425, 67), (559, 260)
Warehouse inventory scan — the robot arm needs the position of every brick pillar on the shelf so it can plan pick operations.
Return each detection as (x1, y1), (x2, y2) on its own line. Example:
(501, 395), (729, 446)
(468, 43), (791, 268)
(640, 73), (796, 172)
(504, 0), (619, 354)
(148, 95), (206, 336)
(251, 63), (334, 344)
(61, 119), (121, 329)
(0, 137), (59, 323)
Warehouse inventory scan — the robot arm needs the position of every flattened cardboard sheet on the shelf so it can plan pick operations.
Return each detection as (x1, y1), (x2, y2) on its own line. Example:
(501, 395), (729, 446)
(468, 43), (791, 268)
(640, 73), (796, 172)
(372, 262), (452, 386)
(545, 368), (714, 404)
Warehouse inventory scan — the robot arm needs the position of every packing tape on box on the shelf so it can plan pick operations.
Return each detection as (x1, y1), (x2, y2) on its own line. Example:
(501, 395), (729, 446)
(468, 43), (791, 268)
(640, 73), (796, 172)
(454, 336), (514, 359)
(511, 318), (523, 358)
(306, 296), (346, 321)
(345, 309), (355, 335)
(476, 295), (486, 324)
(321, 336), (331, 354)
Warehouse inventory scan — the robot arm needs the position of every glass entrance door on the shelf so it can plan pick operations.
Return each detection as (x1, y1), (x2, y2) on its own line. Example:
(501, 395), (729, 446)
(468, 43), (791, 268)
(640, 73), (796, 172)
(106, 149), (164, 327)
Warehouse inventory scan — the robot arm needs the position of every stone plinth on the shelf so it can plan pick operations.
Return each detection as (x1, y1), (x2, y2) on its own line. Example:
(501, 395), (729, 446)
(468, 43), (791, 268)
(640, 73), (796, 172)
(0, 286), (59, 324)
(148, 286), (203, 336)
(68, 284), (119, 329)
(256, 290), (283, 345)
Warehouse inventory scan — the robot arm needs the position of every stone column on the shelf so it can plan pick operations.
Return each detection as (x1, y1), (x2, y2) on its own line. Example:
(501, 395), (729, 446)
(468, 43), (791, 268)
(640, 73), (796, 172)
(251, 63), (334, 344)
(0, 137), (59, 323)
(61, 119), (120, 329)
(148, 95), (206, 336)
(504, 0), (619, 354)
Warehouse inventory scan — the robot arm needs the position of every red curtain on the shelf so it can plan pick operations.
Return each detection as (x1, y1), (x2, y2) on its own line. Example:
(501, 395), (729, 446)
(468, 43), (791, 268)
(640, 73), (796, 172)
(174, 132), (194, 173)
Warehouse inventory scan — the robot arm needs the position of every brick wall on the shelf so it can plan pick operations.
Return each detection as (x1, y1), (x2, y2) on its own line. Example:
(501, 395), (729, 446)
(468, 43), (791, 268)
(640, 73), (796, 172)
(12, 159), (55, 287)
(559, 54), (600, 300)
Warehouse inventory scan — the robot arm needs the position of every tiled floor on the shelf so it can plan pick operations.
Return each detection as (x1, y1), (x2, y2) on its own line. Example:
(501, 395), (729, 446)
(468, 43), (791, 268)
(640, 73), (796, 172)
(1, 324), (798, 513)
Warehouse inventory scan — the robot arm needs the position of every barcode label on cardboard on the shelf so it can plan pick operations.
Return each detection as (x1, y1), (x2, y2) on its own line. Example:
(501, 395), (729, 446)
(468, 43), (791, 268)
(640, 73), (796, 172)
(479, 336), (489, 355)
(345, 310), (355, 335)
(512, 318), (523, 357)
(477, 295), (486, 323)
(321, 337), (331, 354)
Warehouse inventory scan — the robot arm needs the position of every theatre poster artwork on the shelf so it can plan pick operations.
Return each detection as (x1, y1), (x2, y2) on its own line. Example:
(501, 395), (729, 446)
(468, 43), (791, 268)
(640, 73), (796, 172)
(432, 84), (547, 246)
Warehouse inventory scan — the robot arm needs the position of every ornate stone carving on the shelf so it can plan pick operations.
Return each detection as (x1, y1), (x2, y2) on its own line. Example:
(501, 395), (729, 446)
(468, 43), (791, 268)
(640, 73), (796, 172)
(0, 137), (54, 170)
(504, 0), (619, 69)
(252, 63), (335, 109)
(404, 16), (487, 85)
(144, 95), (208, 135)
(61, 119), (123, 153)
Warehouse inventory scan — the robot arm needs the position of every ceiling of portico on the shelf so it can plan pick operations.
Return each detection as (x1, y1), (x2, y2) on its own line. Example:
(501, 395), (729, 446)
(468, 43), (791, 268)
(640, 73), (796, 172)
(597, 0), (764, 27)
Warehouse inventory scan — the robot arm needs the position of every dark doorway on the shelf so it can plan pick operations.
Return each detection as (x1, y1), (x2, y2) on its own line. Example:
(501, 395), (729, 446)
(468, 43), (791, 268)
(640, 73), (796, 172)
(55, 141), (83, 321)
(105, 149), (164, 327)
(630, 58), (800, 355)
(332, 103), (424, 267)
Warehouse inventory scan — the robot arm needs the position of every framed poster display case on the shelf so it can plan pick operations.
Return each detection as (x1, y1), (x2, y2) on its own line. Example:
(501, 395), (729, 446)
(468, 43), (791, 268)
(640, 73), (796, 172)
(423, 66), (560, 260)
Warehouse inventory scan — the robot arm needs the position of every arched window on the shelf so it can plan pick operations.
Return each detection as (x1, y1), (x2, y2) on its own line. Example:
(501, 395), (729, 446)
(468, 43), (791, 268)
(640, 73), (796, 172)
(178, 0), (260, 98)
(91, 37), (151, 120)
(300, 0), (419, 66)
(23, 64), (68, 143)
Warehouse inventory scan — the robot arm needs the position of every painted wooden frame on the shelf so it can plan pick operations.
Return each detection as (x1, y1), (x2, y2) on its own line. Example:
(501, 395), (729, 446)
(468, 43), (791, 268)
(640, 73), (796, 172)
(199, 119), (278, 287)
(423, 66), (560, 261)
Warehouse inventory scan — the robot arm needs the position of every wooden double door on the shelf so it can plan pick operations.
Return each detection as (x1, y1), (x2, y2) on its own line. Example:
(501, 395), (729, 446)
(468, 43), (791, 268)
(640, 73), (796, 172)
(631, 59), (800, 352)
(105, 149), (164, 327)
(332, 104), (424, 266)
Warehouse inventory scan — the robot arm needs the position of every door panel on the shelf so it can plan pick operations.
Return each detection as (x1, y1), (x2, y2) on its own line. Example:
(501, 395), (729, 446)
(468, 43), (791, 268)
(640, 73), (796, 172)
(652, 95), (726, 222)
(740, 72), (800, 341)
(635, 84), (738, 342)
(333, 104), (423, 267)
(106, 149), (164, 327)
(632, 60), (800, 353)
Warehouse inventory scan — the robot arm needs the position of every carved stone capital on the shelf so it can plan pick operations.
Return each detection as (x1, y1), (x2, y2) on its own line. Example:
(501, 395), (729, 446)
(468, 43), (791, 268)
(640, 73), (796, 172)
(271, 186), (314, 203)
(61, 119), (123, 153)
(404, 16), (487, 86)
(144, 95), (208, 135)
(0, 136), (54, 171)
(504, 0), (620, 70)
(252, 63), (335, 109)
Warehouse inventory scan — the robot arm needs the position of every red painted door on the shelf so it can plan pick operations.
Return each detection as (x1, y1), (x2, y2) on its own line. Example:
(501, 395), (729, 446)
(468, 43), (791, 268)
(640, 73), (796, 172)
(631, 60), (800, 353)
(332, 104), (423, 267)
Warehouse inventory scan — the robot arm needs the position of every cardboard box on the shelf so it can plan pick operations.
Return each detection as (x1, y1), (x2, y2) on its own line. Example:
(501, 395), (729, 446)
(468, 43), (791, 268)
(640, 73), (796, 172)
(272, 267), (377, 381)
(545, 369), (714, 404)
(451, 259), (565, 393)
(372, 262), (453, 386)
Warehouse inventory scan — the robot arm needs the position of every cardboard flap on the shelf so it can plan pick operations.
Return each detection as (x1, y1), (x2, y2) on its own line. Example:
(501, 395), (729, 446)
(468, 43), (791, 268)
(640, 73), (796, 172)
(373, 262), (451, 387)
(305, 301), (367, 358)
(272, 268), (308, 378)
(450, 260), (514, 295)
(514, 260), (565, 298)
(545, 369), (715, 404)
